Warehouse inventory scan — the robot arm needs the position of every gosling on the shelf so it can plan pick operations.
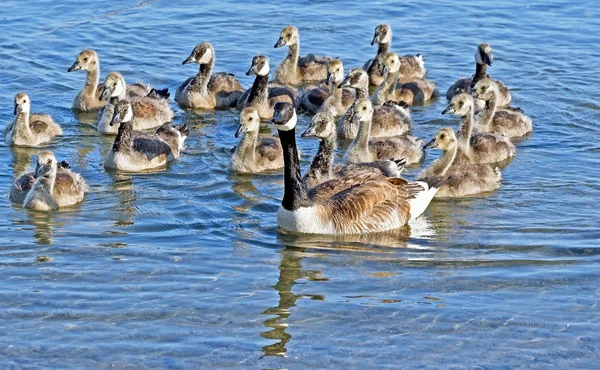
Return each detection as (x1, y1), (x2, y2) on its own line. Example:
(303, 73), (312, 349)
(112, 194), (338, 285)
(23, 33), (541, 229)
(5, 93), (62, 147)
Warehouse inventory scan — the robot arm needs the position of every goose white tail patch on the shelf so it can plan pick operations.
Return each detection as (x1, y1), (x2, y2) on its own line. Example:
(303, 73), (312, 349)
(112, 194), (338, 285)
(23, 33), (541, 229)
(408, 181), (438, 223)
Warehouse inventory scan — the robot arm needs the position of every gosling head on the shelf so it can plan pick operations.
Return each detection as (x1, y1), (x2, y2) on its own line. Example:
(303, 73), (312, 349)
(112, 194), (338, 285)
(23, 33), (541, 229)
(100, 72), (126, 101)
(109, 100), (133, 127)
(475, 43), (493, 66)
(34, 151), (58, 178)
(271, 102), (297, 132)
(351, 98), (374, 122)
(274, 25), (299, 48)
(371, 24), (392, 46)
(68, 49), (99, 73)
(182, 42), (214, 65)
(423, 128), (457, 151)
(472, 78), (499, 101)
(338, 68), (369, 90)
(302, 111), (335, 138)
(246, 55), (270, 77)
(381, 52), (401, 75)
(13, 92), (31, 115)
(442, 93), (474, 117)
(235, 107), (260, 138)
(326, 59), (344, 86)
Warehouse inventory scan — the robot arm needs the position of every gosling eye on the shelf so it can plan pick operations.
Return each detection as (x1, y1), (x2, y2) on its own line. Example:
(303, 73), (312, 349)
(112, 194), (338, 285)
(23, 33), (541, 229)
(83, 57), (88, 62)
(362, 107), (367, 111)
(440, 134), (446, 140)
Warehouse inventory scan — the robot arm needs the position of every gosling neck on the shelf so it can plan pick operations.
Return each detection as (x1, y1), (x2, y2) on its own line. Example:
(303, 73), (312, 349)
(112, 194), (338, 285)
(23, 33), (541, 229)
(478, 92), (498, 131)
(376, 42), (389, 62)
(287, 42), (300, 76)
(193, 59), (214, 93)
(372, 69), (398, 106)
(304, 133), (336, 187)
(247, 74), (269, 106)
(354, 80), (369, 100)
(471, 63), (488, 89)
(457, 107), (475, 156)
(14, 111), (32, 138)
(85, 64), (100, 97)
(113, 120), (134, 153)
(233, 129), (258, 164)
(278, 127), (312, 211)
(439, 143), (459, 176)
(353, 115), (372, 154)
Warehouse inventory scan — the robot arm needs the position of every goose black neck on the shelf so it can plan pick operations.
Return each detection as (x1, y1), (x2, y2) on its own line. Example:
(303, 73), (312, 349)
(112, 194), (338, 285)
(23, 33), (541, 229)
(278, 128), (312, 211)
(377, 42), (389, 58)
(113, 120), (134, 152)
(471, 63), (488, 89)
(248, 74), (268, 104)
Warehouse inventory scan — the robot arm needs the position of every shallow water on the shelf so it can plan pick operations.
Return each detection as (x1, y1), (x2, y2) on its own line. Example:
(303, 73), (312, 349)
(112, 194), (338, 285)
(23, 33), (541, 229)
(1, 0), (599, 368)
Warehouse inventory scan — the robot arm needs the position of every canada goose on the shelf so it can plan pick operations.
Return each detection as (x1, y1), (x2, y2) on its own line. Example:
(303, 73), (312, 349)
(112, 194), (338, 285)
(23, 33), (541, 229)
(446, 43), (511, 109)
(363, 25), (426, 87)
(175, 42), (244, 109)
(301, 111), (406, 189)
(68, 49), (152, 112)
(344, 99), (423, 165)
(104, 100), (188, 171)
(5, 93), (62, 147)
(271, 101), (442, 235)
(97, 72), (173, 134)
(472, 78), (533, 138)
(300, 59), (355, 116)
(10, 154), (86, 206)
(236, 55), (298, 120)
(273, 25), (330, 85)
(22, 151), (87, 210)
(419, 128), (501, 198)
(230, 107), (284, 173)
(337, 68), (411, 139)
(443, 93), (516, 164)
(371, 53), (436, 106)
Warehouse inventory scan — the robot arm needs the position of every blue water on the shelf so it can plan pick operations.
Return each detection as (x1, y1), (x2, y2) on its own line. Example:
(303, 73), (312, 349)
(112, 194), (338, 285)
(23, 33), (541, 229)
(0, 0), (599, 368)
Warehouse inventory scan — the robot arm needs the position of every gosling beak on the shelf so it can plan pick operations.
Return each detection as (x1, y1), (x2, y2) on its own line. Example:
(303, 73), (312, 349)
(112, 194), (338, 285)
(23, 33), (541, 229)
(274, 37), (285, 48)
(246, 65), (258, 76)
(182, 53), (195, 65)
(109, 111), (121, 126)
(483, 53), (492, 66)
(13, 103), (21, 116)
(370, 34), (378, 46)
(326, 73), (334, 86)
(100, 86), (112, 101)
(301, 123), (317, 138)
(338, 75), (351, 89)
(235, 124), (246, 138)
(423, 138), (437, 149)
(34, 162), (51, 178)
(68, 61), (81, 72)
(381, 65), (389, 75)
(442, 104), (455, 115)
(471, 90), (480, 99)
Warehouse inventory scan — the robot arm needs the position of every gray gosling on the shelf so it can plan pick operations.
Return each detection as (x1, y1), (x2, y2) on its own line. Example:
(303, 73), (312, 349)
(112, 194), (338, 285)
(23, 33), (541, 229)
(5, 93), (62, 147)
(300, 59), (354, 116)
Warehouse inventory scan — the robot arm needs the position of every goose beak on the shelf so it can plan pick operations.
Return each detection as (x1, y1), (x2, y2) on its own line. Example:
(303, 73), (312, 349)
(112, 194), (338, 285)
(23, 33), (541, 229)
(423, 138), (437, 149)
(34, 162), (52, 178)
(483, 53), (492, 66)
(442, 104), (455, 115)
(68, 61), (81, 72)
(235, 124), (246, 138)
(109, 111), (121, 126)
(301, 123), (317, 138)
(182, 53), (195, 65)
(274, 37), (285, 48)
(100, 86), (112, 101)
(370, 34), (378, 46)
(246, 65), (258, 76)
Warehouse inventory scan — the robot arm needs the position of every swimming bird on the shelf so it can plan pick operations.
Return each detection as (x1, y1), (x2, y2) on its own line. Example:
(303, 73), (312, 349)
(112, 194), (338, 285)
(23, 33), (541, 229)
(5, 93), (62, 147)
(97, 72), (173, 134)
(446, 43), (511, 109)
(419, 128), (501, 198)
(337, 68), (411, 139)
(363, 24), (426, 87)
(175, 42), (244, 109)
(68, 49), (152, 112)
(472, 78), (533, 138)
(300, 59), (354, 116)
(271, 101), (442, 235)
(344, 99), (423, 165)
(22, 151), (87, 210)
(273, 25), (330, 85)
(10, 153), (86, 206)
(443, 93), (515, 164)
(371, 53), (436, 106)
(230, 107), (284, 173)
(301, 111), (406, 189)
(104, 100), (188, 171)
(236, 55), (298, 120)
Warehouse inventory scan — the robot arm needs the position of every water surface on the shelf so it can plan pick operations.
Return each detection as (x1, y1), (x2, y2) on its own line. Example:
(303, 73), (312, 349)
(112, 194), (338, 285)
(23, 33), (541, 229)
(0, 0), (599, 368)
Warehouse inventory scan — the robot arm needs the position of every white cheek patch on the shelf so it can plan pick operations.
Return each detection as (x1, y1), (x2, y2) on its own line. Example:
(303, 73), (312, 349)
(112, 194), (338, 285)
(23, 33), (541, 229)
(257, 62), (270, 76)
(113, 79), (125, 97)
(380, 30), (392, 44)
(123, 106), (134, 122)
(198, 48), (213, 64)
(475, 50), (484, 65)
(276, 110), (297, 132)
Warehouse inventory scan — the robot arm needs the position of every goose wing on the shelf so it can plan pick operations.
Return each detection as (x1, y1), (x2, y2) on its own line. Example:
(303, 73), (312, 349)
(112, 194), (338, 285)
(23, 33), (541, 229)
(132, 137), (172, 160)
